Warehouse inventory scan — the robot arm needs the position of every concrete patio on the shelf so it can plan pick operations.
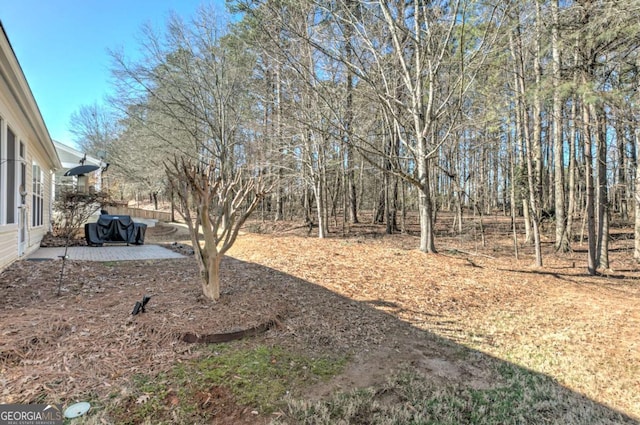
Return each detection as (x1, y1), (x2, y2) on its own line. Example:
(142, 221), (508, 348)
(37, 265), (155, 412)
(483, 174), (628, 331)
(27, 244), (185, 262)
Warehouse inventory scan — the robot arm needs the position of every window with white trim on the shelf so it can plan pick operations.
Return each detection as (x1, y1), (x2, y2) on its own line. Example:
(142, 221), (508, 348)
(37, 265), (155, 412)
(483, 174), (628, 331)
(6, 127), (16, 224)
(19, 141), (26, 202)
(32, 163), (44, 227)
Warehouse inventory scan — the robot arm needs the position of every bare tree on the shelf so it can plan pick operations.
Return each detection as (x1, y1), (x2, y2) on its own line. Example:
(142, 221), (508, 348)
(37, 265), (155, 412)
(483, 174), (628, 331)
(551, 0), (569, 253)
(242, 0), (507, 252)
(110, 6), (267, 300)
(167, 158), (265, 301)
(53, 190), (111, 296)
(70, 102), (119, 156)
(635, 128), (640, 262)
(95, 0), (640, 271)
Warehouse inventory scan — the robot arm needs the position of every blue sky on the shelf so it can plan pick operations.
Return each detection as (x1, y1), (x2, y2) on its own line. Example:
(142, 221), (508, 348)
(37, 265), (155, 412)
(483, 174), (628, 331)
(2, 0), (225, 148)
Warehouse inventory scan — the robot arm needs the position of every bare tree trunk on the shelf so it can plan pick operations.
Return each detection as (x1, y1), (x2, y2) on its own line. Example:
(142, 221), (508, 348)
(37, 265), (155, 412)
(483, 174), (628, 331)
(341, 0), (358, 225)
(529, 1), (544, 267)
(378, 125), (399, 234)
(170, 187), (176, 222)
(275, 64), (285, 221)
(552, 0), (569, 252)
(314, 178), (326, 239)
(375, 129), (391, 227)
(600, 208), (609, 269)
(510, 28), (531, 244)
(321, 147), (330, 236)
(635, 129), (640, 262)
(374, 181), (385, 224)
(616, 123), (628, 221)
(582, 99), (597, 275)
(525, 131), (543, 267)
(303, 185), (311, 225)
(454, 191), (463, 234)
(593, 103), (609, 269)
(566, 78), (578, 245)
(458, 143), (466, 234)
(510, 143), (519, 260)
(330, 174), (340, 226)
(202, 255), (222, 301)
(384, 172), (392, 234)
(400, 179), (407, 234)
(347, 145), (357, 223)
(344, 81), (357, 225)
(419, 152), (436, 253)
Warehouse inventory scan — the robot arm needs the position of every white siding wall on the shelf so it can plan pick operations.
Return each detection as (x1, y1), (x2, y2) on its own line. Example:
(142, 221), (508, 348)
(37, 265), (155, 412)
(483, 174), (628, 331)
(0, 79), (21, 267)
(27, 147), (52, 252)
(0, 226), (17, 270)
(0, 86), (55, 267)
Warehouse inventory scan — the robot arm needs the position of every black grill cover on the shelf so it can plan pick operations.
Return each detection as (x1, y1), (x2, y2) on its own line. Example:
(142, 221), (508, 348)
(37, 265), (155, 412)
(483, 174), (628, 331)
(84, 215), (146, 246)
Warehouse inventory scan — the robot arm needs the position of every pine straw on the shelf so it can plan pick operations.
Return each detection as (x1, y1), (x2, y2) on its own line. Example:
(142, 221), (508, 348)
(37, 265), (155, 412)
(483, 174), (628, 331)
(0, 251), (403, 406)
(227, 231), (640, 420)
(0, 257), (279, 404)
(1, 224), (639, 420)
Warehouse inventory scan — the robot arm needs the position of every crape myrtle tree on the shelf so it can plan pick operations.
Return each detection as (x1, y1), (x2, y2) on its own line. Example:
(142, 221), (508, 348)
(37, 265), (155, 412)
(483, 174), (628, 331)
(109, 6), (267, 301)
(166, 158), (265, 301)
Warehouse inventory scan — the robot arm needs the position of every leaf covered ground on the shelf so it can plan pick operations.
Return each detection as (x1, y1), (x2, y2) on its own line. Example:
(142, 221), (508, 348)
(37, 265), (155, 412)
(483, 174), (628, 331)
(0, 216), (638, 424)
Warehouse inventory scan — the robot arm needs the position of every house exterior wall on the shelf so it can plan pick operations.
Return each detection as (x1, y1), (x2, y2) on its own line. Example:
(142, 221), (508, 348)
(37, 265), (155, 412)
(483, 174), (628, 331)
(0, 22), (60, 271)
(0, 228), (18, 270)
(0, 89), (56, 270)
(53, 141), (102, 198)
(27, 138), (54, 250)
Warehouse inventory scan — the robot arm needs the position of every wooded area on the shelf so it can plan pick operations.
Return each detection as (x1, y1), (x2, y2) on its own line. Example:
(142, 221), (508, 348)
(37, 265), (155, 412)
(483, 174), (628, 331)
(70, 0), (640, 273)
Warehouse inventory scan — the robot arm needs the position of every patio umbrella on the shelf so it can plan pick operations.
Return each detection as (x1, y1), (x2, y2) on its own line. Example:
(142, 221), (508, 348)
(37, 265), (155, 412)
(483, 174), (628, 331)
(64, 164), (100, 176)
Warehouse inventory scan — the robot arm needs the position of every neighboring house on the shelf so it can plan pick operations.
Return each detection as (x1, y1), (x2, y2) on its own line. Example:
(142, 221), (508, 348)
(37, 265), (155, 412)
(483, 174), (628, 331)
(53, 141), (103, 198)
(0, 22), (61, 270)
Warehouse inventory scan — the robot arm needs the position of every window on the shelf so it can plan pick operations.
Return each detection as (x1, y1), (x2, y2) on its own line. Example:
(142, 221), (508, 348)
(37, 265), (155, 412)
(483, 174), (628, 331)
(6, 127), (16, 224)
(32, 163), (44, 227)
(20, 164), (25, 193)
(19, 141), (26, 201)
